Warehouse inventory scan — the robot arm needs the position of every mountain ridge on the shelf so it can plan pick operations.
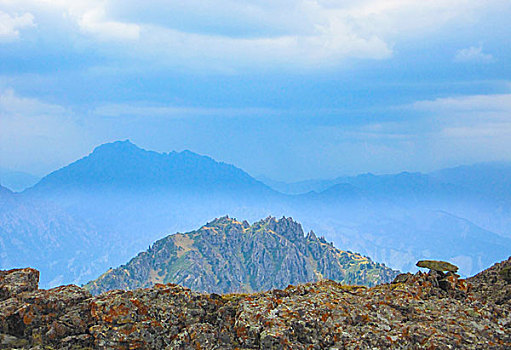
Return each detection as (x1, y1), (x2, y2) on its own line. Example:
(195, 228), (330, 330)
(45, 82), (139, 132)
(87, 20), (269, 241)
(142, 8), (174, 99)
(2, 140), (510, 288)
(85, 216), (398, 294)
(26, 140), (272, 195)
(0, 185), (108, 287)
(260, 162), (511, 197)
(0, 168), (40, 192)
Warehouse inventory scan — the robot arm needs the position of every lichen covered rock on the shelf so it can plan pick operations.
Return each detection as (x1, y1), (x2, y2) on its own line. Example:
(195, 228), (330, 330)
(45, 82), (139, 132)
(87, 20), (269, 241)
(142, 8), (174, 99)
(416, 260), (459, 273)
(0, 268), (39, 301)
(500, 266), (511, 283)
(1, 258), (510, 349)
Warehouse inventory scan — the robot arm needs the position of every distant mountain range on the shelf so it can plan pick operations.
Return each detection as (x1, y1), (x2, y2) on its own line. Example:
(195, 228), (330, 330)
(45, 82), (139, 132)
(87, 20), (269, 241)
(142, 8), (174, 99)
(10, 141), (285, 287)
(0, 167), (40, 192)
(85, 216), (398, 294)
(1, 140), (510, 287)
(432, 163), (511, 202)
(260, 162), (511, 199)
(29, 140), (271, 195)
(0, 184), (108, 286)
(288, 169), (511, 275)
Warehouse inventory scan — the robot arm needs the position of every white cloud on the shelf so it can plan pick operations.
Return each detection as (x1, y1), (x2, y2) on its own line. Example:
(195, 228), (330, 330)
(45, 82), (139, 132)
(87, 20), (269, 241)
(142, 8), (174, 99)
(0, 10), (34, 42)
(412, 94), (511, 114)
(338, 93), (511, 155)
(1, 0), (506, 68)
(454, 46), (495, 63)
(134, 24), (392, 70)
(0, 88), (68, 115)
(76, 6), (140, 41)
(0, 0), (140, 41)
(37, 0), (141, 41)
(320, 92), (511, 171)
(107, 0), (497, 67)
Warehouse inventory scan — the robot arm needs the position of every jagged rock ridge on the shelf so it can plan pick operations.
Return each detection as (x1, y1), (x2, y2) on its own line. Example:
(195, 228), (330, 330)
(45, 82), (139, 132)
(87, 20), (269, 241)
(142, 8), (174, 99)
(0, 257), (510, 349)
(85, 216), (398, 294)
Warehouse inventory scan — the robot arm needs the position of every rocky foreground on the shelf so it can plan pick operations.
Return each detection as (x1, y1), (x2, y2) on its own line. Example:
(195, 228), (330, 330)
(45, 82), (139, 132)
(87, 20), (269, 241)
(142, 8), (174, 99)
(1, 258), (510, 349)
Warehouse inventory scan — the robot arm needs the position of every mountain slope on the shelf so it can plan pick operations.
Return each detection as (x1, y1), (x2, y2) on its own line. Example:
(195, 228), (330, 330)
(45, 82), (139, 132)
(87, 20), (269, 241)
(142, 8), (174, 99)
(0, 168), (40, 192)
(27, 140), (272, 195)
(85, 216), (398, 294)
(0, 185), (108, 287)
(16, 141), (285, 287)
(4, 141), (509, 289)
(432, 162), (511, 201)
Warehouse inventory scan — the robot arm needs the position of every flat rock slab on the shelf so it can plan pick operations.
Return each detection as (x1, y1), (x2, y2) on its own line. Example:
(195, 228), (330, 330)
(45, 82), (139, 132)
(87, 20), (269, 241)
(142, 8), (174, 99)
(416, 260), (459, 273)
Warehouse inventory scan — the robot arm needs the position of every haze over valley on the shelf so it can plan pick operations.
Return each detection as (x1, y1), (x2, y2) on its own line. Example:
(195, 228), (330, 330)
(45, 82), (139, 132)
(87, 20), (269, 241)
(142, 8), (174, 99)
(1, 1), (511, 348)
(1, 141), (509, 288)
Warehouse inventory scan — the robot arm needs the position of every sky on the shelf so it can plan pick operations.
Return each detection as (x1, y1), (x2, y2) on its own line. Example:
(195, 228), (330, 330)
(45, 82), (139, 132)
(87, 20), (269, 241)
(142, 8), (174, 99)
(0, 0), (511, 181)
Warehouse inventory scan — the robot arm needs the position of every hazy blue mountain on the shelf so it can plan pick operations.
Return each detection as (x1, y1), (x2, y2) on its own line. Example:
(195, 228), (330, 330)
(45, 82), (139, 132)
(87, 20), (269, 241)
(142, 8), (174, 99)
(0, 184), (109, 287)
(0, 184), (12, 197)
(2, 142), (510, 287)
(297, 208), (511, 277)
(257, 175), (339, 195)
(24, 139), (282, 236)
(0, 168), (40, 192)
(265, 165), (511, 238)
(24, 139), (283, 238)
(261, 163), (511, 199)
(29, 140), (271, 195)
(426, 163), (511, 237)
(15, 141), (286, 287)
(432, 162), (511, 201)
(271, 167), (511, 277)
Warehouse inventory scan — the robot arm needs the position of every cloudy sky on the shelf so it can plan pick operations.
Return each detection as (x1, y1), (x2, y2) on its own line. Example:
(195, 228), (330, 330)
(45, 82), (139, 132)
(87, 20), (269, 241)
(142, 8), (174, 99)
(1, 0), (510, 181)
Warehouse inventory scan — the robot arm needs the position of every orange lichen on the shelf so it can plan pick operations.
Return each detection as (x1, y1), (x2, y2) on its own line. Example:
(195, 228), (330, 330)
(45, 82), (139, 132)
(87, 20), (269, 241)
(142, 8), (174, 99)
(23, 312), (34, 325)
(130, 298), (148, 315)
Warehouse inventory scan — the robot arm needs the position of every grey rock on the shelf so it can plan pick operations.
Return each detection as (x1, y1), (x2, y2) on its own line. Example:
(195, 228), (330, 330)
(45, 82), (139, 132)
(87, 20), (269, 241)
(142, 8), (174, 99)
(416, 260), (459, 273)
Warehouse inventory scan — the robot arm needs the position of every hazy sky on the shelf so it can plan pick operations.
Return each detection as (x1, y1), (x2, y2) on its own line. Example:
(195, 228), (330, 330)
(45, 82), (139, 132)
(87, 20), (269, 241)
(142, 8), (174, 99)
(1, 0), (510, 181)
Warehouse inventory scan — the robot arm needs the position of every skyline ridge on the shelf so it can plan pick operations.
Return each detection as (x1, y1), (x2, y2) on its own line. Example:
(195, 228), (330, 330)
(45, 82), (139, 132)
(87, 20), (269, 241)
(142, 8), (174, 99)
(5, 139), (511, 194)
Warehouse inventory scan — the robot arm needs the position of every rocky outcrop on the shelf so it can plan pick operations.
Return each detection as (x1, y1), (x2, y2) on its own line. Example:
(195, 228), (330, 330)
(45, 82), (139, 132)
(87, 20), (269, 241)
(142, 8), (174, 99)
(85, 216), (398, 295)
(500, 266), (511, 282)
(1, 257), (510, 349)
(416, 260), (459, 273)
(0, 269), (93, 349)
(0, 268), (39, 300)
(468, 256), (511, 306)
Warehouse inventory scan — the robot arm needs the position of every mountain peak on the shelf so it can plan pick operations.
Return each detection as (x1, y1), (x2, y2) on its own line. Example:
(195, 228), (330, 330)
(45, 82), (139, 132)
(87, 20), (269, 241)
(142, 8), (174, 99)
(204, 215), (240, 227)
(85, 216), (398, 294)
(27, 141), (272, 194)
(90, 139), (143, 155)
(250, 216), (305, 242)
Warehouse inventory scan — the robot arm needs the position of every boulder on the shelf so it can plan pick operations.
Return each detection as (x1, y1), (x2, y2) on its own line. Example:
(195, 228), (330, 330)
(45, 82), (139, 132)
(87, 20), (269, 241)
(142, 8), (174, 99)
(391, 273), (413, 284)
(416, 260), (458, 273)
(0, 268), (39, 301)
